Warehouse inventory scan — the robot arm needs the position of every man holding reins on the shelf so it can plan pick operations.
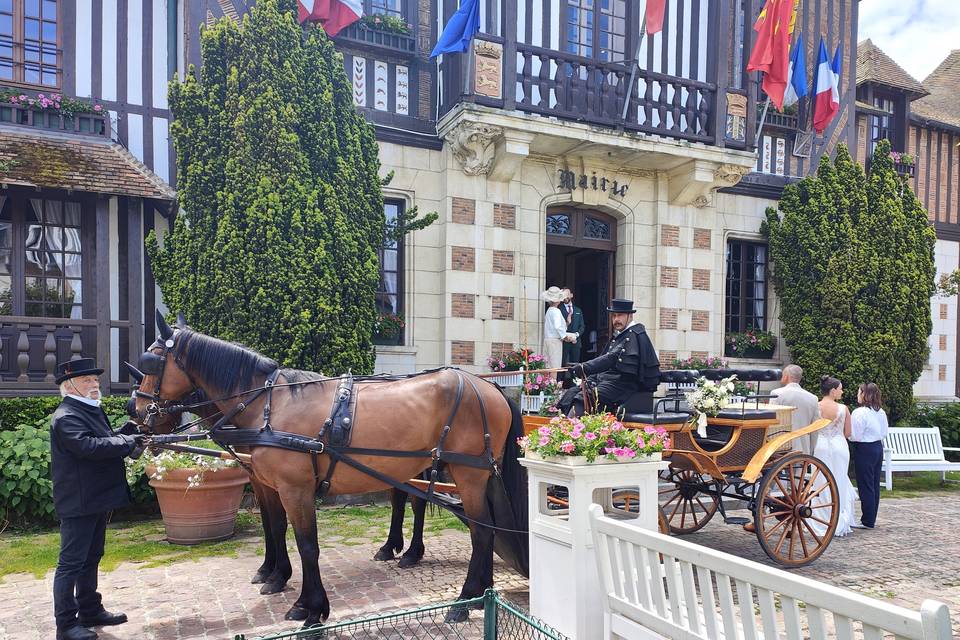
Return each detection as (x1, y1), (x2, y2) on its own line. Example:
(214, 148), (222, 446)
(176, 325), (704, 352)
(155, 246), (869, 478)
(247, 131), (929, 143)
(50, 358), (144, 640)
(557, 298), (660, 416)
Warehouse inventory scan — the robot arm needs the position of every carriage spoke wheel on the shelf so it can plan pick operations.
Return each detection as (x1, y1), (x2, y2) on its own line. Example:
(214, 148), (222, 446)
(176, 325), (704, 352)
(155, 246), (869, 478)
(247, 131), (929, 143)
(754, 452), (839, 567)
(658, 468), (719, 534)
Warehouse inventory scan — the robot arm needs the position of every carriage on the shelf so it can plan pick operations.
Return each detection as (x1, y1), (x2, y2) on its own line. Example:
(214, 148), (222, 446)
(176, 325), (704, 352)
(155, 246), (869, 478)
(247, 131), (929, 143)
(519, 368), (838, 568)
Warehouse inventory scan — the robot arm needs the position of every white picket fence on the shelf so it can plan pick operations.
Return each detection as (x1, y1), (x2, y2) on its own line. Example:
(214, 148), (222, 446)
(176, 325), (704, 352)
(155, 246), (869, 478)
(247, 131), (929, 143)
(589, 504), (952, 639)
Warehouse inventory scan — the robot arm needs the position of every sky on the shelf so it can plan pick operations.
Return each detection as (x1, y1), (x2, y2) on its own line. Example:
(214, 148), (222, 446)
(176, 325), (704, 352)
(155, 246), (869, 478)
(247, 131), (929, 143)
(857, 0), (960, 83)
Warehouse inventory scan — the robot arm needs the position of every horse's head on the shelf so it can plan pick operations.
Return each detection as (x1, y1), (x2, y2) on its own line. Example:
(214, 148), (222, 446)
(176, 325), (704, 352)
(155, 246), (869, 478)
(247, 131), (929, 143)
(132, 310), (199, 431)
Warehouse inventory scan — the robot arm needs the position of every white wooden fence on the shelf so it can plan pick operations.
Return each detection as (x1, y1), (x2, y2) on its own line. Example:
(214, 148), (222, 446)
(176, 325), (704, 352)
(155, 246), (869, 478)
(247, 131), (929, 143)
(589, 504), (953, 639)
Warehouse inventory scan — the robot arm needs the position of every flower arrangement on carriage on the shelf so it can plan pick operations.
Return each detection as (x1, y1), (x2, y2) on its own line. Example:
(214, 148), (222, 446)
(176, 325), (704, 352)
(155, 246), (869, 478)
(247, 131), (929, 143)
(684, 374), (738, 436)
(518, 412), (669, 464)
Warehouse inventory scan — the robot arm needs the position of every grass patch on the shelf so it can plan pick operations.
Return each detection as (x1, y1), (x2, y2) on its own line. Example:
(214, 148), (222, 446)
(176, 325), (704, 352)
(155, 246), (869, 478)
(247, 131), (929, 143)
(877, 470), (960, 499)
(0, 502), (467, 580)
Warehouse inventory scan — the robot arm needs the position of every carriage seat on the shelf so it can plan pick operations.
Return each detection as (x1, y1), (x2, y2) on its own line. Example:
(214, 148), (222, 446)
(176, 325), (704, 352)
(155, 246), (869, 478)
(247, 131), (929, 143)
(620, 411), (691, 426)
(699, 368), (782, 382)
(715, 408), (777, 421)
(660, 369), (701, 384)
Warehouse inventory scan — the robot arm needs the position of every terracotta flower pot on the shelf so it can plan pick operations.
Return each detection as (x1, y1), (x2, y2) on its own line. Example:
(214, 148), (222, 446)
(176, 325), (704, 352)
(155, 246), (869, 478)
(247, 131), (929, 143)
(146, 465), (248, 545)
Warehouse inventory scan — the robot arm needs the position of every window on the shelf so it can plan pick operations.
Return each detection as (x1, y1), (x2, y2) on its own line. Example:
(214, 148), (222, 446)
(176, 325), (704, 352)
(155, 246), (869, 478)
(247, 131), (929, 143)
(367, 0), (402, 18)
(725, 240), (767, 333)
(376, 200), (404, 340)
(0, 0), (60, 88)
(870, 95), (895, 156)
(566, 0), (626, 62)
(0, 193), (85, 319)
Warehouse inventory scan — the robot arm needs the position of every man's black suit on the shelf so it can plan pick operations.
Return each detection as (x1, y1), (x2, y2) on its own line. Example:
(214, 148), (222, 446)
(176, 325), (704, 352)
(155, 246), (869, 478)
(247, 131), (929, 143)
(558, 322), (660, 415)
(50, 397), (136, 632)
(561, 302), (585, 364)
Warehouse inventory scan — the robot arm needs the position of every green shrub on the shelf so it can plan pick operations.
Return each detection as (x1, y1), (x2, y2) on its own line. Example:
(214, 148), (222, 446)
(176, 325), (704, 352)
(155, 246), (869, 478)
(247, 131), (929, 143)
(898, 402), (960, 459)
(0, 395), (155, 528)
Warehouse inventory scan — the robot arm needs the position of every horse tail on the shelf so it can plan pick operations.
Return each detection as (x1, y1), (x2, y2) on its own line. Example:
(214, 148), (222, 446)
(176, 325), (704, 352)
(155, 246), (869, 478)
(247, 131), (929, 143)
(487, 394), (529, 577)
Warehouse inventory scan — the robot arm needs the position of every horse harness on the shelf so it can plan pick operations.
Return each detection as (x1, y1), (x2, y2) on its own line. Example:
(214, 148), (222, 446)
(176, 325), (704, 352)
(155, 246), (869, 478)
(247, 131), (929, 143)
(138, 335), (500, 506)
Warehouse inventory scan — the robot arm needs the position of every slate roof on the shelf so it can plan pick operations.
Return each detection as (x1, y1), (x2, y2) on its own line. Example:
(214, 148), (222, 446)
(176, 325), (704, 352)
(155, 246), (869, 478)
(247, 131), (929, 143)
(0, 126), (176, 200)
(856, 39), (928, 97)
(911, 50), (960, 130)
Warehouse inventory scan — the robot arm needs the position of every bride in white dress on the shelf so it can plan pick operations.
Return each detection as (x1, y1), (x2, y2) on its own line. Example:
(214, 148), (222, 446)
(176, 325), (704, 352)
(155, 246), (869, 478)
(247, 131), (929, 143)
(810, 376), (857, 537)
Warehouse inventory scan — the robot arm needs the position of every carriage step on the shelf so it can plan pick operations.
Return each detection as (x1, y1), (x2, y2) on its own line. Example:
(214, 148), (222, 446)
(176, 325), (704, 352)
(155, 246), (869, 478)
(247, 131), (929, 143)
(723, 516), (751, 525)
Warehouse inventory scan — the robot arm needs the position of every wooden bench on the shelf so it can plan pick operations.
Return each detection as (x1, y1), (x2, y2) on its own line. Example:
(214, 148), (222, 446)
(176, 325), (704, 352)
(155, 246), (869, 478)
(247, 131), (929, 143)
(881, 427), (960, 490)
(589, 504), (953, 639)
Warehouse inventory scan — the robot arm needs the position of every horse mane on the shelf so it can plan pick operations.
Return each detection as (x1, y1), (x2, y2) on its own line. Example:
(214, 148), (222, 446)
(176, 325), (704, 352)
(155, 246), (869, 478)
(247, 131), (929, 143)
(176, 330), (279, 396)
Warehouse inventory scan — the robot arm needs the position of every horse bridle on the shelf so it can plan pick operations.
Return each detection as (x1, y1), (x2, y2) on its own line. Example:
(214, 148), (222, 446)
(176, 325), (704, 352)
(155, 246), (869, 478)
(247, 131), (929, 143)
(134, 330), (204, 431)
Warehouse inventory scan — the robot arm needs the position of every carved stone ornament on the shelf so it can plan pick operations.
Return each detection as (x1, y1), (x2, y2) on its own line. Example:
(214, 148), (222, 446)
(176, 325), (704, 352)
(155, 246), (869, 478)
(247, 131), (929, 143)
(444, 122), (503, 176)
(692, 195), (711, 208)
(474, 40), (502, 60)
(713, 163), (751, 187)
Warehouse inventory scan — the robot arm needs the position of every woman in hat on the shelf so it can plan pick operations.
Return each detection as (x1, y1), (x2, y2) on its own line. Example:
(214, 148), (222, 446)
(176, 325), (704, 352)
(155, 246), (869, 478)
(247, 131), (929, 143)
(541, 286), (568, 370)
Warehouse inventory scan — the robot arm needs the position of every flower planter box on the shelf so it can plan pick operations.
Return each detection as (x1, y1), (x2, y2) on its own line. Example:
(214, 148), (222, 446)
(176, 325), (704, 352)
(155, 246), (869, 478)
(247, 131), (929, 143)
(372, 332), (402, 346)
(334, 22), (416, 58)
(486, 371), (524, 387)
(146, 465), (248, 545)
(724, 344), (776, 359)
(520, 393), (547, 413)
(893, 161), (916, 178)
(523, 451), (662, 465)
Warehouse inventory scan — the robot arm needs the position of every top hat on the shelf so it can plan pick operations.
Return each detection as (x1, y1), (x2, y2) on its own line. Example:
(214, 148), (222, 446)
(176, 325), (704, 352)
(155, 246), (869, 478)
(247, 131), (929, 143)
(541, 286), (566, 303)
(55, 358), (104, 385)
(606, 298), (636, 314)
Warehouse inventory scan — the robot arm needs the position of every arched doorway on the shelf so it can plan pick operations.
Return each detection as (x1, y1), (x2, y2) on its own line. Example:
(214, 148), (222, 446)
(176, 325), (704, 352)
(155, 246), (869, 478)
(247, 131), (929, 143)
(545, 207), (617, 359)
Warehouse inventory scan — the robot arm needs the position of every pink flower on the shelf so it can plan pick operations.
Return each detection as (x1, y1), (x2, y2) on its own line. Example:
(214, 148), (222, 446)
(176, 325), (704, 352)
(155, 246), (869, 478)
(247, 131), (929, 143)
(585, 432), (597, 440)
(538, 436), (550, 447)
(538, 426), (551, 436)
(560, 441), (575, 454)
(517, 436), (529, 448)
(622, 449), (637, 458)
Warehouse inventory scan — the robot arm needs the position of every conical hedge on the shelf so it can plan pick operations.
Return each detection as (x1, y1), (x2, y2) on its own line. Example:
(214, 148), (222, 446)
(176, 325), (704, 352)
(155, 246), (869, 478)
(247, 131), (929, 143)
(764, 141), (935, 421)
(148, 0), (385, 374)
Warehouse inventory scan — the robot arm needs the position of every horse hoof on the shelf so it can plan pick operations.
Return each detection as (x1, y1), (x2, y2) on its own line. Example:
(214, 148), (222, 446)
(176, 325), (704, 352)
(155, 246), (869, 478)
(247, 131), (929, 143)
(285, 606), (309, 621)
(397, 554), (423, 569)
(444, 607), (470, 624)
(260, 581), (286, 595)
(373, 546), (396, 561)
(251, 569), (270, 584)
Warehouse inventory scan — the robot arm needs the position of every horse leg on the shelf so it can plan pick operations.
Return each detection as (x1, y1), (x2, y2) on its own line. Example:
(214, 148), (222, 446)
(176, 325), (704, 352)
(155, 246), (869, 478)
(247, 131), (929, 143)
(374, 489), (407, 561)
(250, 479), (275, 583)
(446, 468), (496, 622)
(258, 486), (293, 595)
(398, 494), (426, 568)
(279, 485), (330, 627)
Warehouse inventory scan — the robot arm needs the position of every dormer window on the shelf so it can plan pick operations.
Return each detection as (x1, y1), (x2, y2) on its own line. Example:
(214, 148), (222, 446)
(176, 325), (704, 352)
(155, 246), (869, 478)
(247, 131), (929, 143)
(869, 92), (899, 154)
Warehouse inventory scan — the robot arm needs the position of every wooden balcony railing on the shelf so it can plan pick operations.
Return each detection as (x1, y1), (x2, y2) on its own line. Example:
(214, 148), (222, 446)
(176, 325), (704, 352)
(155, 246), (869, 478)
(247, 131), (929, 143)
(0, 102), (111, 138)
(0, 316), (134, 394)
(334, 22), (417, 58)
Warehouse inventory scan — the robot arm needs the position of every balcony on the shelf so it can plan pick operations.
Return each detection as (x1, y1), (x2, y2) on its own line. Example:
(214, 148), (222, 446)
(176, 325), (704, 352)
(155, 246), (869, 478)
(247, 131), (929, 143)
(334, 21), (417, 59)
(0, 101), (111, 138)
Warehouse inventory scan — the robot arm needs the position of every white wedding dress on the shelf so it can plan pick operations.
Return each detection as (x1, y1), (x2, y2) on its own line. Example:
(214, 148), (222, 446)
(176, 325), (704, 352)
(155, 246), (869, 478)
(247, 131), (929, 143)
(810, 405), (856, 537)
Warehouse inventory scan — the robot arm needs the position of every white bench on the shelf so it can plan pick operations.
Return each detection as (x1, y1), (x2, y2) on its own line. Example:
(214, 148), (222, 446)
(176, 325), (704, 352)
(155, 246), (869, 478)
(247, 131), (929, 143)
(881, 427), (960, 490)
(589, 504), (953, 640)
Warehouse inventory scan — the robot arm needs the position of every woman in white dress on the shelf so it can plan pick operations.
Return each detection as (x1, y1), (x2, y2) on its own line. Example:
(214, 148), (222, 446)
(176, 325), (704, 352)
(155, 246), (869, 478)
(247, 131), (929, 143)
(541, 286), (567, 369)
(811, 375), (857, 537)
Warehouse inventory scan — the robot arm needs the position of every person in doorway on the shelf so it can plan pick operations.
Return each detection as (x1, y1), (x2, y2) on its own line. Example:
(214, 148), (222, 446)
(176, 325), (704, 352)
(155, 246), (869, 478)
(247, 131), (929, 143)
(850, 383), (888, 529)
(557, 298), (660, 416)
(770, 364), (821, 454)
(561, 288), (585, 365)
(541, 286), (568, 369)
(50, 358), (144, 640)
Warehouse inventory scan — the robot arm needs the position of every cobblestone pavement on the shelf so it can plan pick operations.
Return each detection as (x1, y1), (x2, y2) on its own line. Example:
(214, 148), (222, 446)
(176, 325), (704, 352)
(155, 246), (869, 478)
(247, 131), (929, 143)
(1, 494), (958, 639)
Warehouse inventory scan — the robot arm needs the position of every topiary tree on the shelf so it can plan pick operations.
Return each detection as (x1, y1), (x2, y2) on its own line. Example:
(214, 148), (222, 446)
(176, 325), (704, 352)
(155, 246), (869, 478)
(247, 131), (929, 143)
(147, 0), (432, 374)
(764, 140), (935, 421)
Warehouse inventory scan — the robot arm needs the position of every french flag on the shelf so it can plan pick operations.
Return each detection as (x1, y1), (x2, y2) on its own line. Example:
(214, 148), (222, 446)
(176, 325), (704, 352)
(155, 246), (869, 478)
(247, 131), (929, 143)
(298, 0), (363, 37)
(813, 37), (840, 134)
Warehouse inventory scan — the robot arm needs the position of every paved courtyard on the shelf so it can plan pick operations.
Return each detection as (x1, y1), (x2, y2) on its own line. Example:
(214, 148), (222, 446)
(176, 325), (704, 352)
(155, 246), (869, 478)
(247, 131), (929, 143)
(1, 494), (958, 639)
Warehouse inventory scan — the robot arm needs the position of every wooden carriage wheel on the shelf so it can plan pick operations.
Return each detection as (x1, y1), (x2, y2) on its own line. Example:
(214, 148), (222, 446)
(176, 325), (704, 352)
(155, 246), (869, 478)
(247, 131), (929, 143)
(658, 468), (720, 534)
(609, 489), (669, 534)
(754, 452), (839, 567)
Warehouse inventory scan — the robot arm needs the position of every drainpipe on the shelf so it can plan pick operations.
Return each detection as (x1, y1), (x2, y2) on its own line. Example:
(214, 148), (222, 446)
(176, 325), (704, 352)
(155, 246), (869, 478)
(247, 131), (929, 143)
(167, 0), (178, 80)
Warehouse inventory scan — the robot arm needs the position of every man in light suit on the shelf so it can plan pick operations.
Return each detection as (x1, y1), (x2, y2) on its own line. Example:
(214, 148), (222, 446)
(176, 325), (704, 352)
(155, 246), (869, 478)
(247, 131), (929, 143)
(770, 364), (821, 455)
(561, 288), (585, 365)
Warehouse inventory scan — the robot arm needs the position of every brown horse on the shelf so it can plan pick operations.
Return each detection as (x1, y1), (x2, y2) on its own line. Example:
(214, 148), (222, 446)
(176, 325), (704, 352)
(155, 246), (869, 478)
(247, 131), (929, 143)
(128, 374), (435, 583)
(133, 313), (527, 627)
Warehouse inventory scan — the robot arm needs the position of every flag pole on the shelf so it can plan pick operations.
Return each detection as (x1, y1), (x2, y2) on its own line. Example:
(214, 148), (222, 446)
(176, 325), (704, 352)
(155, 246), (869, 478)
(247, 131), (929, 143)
(620, 17), (648, 122)
(755, 94), (771, 142)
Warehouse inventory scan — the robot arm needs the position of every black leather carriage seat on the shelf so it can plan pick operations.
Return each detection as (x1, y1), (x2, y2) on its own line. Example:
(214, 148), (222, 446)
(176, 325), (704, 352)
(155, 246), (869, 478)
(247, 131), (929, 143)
(660, 369), (701, 385)
(699, 368), (782, 383)
(620, 411), (691, 426)
(715, 408), (778, 421)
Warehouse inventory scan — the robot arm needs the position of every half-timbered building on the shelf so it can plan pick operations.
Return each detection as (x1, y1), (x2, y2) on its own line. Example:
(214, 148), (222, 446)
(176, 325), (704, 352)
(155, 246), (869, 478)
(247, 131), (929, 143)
(0, 0), (176, 395)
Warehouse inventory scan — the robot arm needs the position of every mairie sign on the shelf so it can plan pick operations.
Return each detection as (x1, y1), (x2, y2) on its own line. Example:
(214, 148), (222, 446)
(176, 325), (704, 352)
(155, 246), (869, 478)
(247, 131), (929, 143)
(557, 169), (629, 197)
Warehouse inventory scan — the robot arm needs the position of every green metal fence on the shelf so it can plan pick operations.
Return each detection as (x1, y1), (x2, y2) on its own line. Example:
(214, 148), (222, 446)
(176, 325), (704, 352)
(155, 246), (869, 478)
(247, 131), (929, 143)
(233, 590), (568, 640)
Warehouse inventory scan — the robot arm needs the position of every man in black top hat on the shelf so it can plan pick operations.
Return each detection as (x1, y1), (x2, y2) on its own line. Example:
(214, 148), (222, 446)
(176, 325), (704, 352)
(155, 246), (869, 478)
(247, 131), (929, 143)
(50, 358), (143, 640)
(557, 298), (660, 416)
